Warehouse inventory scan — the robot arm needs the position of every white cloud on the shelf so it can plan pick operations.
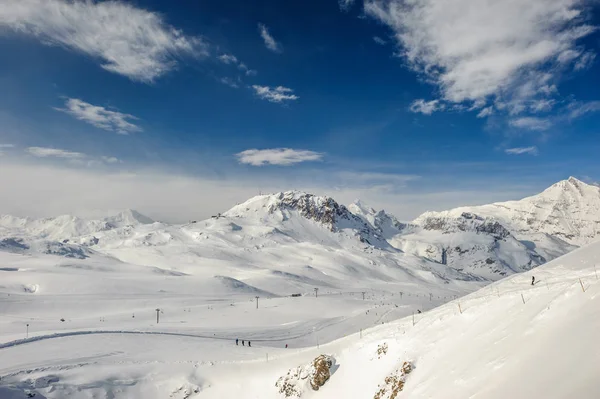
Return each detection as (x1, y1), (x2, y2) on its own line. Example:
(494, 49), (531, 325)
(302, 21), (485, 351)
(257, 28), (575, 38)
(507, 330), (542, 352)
(258, 23), (282, 53)
(0, 0), (207, 83)
(574, 52), (596, 71)
(567, 101), (600, 119)
(477, 107), (494, 118)
(364, 0), (596, 110)
(26, 147), (85, 159)
(26, 147), (121, 167)
(339, 0), (356, 11)
(236, 148), (323, 166)
(101, 156), (121, 164)
(219, 77), (240, 89)
(0, 144), (15, 148)
(530, 99), (556, 113)
(409, 99), (443, 115)
(217, 54), (238, 64)
(252, 85), (299, 103)
(373, 36), (387, 45)
(509, 117), (552, 131)
(218, 54), (257, 77)
(505, 146), (539, 155)
(55, 98), (142, 134)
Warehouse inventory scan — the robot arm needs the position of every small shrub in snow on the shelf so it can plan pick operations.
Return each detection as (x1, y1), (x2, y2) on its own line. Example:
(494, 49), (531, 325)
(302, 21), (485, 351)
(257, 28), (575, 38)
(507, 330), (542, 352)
(374, 361), (413, 399)
(376, 343), (388, 359)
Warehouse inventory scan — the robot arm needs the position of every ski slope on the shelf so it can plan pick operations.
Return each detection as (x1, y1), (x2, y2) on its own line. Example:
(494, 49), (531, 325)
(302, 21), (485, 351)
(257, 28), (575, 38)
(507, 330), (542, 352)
(1, 238), (599, 398)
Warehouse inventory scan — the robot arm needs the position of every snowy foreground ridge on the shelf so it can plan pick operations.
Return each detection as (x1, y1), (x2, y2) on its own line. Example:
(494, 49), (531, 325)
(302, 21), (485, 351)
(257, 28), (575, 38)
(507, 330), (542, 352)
(0, 177), (599, 398)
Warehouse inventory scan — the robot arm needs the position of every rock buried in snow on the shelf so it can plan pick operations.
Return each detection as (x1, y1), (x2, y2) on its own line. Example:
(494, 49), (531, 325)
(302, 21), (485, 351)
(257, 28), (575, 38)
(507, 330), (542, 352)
(310, 355), (333, 391)
(275, 355), (336, 398)
(374, 361), (414, 399)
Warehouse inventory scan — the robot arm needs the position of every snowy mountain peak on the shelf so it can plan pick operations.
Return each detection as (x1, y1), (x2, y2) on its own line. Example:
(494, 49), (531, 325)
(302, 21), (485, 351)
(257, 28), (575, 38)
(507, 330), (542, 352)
(348, 199), (377, 216)
(104, 209), (155, 227)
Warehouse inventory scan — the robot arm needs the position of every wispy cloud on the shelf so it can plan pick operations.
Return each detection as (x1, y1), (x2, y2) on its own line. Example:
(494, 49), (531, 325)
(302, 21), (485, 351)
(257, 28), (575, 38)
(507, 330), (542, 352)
(26, 147), (85, 159)
(258, 23), (282, 53)
(252, 86), (299, 103)
(574, 52), (596, 71)
(373, 36), (387, 46)
(0, 0), (207, 83)
(239, 64), (257, 76)
(567, 101), (600, 119)
(505, 146), (539, 155)
(339, 0), (356, 11)
(217, 54), (257, 77)
(101, 156), (121, 164)
(217, 54), (238, 64)
(236, 148), (323, 166)
(0, 144), (15, 148)
(477, 107), (494, 118)
(55, 98), (142, 134)
(409, 99), (444, 115)
(509, 117), (552, 131)
(26, 146), (121, 166)
(364, 0), (597, 118)
(219, 77), (240, 89)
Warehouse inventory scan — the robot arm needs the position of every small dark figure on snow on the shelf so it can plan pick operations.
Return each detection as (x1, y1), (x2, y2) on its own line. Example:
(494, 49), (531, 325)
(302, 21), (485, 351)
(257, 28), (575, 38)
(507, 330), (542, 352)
(248, 341), (251, 347)
(236, 338), (239, 346)
(532, 276), (535, 286)
(417, 309), (422, 314)
(285, 344), (288, 348)
(242, 340), (245, 346)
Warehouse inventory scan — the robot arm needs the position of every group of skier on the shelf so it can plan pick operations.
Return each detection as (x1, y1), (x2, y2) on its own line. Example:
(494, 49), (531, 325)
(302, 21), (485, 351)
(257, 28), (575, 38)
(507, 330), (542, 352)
(235, 338), (251, 347)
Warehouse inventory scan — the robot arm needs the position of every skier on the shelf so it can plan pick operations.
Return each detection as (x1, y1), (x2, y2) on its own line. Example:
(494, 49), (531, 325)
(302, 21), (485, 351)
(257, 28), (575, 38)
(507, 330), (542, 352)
(248, 341), (251, 347)
(532, 276), (535, 286)
(285, 344), (288, 349)
(236, 338), (239, 346)
(242, 340), (245, 346)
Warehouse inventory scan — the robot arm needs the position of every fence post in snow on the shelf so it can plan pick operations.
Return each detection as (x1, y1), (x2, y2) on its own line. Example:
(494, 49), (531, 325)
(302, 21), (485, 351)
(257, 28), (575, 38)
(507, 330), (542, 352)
(412, 311), (415, 326)
(457, 302), (462, 314)
(579, 278), (586, 293)
(26, 323), (29, 339)
(521, 293), (525, 304)
(156, 308), (160, 324)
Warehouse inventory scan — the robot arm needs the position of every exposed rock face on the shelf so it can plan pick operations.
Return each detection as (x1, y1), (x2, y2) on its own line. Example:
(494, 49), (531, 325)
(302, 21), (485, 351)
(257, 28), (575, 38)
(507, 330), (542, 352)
(419, 212), (511, 240)
(275, 355), (336, 398)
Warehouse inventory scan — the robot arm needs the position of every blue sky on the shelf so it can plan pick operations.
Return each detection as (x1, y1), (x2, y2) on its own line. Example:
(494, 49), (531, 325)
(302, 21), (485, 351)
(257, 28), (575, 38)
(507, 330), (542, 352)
(0, 0), (599, 221)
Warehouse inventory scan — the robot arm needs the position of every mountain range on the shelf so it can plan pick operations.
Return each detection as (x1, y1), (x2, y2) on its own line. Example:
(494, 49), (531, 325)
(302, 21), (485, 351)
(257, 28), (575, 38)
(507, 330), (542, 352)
(0, 177), (598, 292)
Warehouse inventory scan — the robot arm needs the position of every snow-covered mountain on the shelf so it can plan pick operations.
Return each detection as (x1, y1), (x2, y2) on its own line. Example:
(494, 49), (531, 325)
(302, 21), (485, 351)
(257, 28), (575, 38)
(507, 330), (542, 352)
(386, 177), (598, 278)
(429, 176), (600, 246)
(0, 178), (597, 285)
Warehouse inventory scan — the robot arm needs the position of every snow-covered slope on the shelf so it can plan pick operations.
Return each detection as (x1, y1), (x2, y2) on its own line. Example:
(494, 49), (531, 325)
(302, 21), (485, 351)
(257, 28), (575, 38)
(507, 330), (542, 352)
(1, 233), (598, 398)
